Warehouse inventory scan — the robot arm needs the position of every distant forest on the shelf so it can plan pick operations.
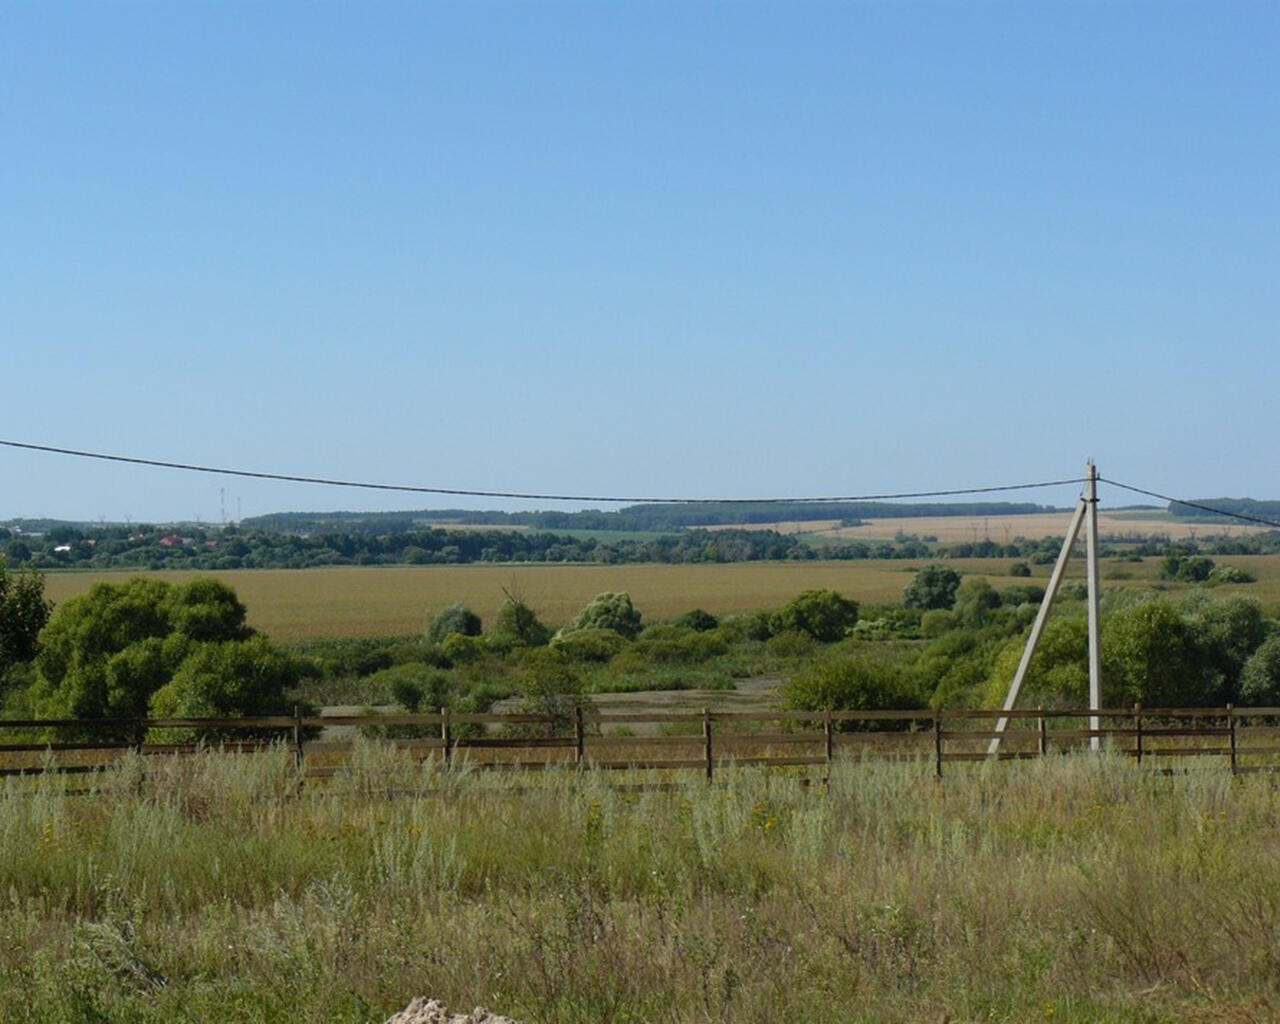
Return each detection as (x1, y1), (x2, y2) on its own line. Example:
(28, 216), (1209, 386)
(3, 522), (1278, 572)
(3, 498), (1277, 572)
(239, 500), (1062, 535)
(1167, 498), (1280, 523)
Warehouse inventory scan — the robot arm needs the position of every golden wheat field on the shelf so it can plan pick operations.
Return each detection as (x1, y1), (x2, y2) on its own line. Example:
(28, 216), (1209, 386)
(37, 555), (1280, 642)
(707, 510), (1276, 543)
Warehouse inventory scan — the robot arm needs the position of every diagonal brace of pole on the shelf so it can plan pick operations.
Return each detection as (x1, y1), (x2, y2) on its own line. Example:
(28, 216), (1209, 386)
(988, 496), (1088, 756)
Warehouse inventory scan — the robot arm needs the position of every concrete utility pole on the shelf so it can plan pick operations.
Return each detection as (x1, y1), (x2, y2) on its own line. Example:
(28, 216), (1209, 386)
(1084, 460), (1103, 750)
(989, 461), (1104, 755)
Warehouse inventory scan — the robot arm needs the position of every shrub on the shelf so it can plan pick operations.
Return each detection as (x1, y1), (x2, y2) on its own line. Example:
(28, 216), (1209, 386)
(952, 579), (1002, 628)
(1001, 584), (1045, 607)
(440, 632), (487, 664)
(491, 596), (551, 647)
(769, 589), (859, 642)
(427, 603), (482, 643)
(672, 608), (719, 632)
(514, 648), (586, 735)
(778, 649), (926, 730)
(1239, 636), (1280, 706)
(550, 627), (629, 662)
(1009, 561), (1032, 578)
(148, 636), (304, 734)
(1208, 564), (1257, 585)
(717, 611), (774, 643)
(764, 630), (818, 659)
(903, 565), (962, 610)
(560, 592), (643, 639)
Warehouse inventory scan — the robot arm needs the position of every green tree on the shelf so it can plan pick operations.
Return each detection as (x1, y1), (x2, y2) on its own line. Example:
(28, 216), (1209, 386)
(28, 577), (296, 730)
(0, 559), (52, 683)
(951, 579), (1002, 628)
(149, 636), (299, 722)
(770, 589), (859, 642)
(490, 591), (551, 648)
(903, 565), (962, 610)
(1101, 598), (1218, 707)
(1240, 636), (1280, 706)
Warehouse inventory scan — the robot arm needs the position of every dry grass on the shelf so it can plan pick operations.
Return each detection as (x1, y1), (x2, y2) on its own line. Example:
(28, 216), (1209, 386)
(2, 750), (1278, 1022)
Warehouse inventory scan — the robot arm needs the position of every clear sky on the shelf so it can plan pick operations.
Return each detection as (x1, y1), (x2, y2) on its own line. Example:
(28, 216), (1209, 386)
(3, 2), (1276, 523)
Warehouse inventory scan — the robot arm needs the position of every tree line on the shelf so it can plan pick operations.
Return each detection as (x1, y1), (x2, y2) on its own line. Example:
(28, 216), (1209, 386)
(7, 520), (1279, 572)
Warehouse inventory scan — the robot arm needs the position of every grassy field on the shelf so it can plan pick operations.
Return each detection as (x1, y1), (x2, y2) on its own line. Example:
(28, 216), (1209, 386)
(40, 556), (1280, 642)
(2, 749), (1277, 1022)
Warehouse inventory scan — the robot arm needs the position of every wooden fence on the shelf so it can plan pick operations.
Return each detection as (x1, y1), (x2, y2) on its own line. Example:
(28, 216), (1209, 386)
(5, 705), (1280, 782)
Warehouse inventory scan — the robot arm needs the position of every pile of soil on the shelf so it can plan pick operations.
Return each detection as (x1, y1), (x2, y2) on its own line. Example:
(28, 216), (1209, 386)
(384, 997), (519, 1024)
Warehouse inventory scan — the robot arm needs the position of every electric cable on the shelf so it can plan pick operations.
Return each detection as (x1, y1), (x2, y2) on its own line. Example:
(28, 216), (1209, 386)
(1100, 478), (1280, 530)
(0, 438), (1085, 506)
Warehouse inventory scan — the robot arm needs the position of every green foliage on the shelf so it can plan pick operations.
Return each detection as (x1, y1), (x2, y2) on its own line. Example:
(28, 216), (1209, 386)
(764, 630), (818, 659)
(515, 648), (586, 733)
(1160, 553), (1215, 582)
(1180, 593), (1270, 695)
(0, 559), (52, 688)
(980, 619), (1089, 709)
(717, 610), (774, 643)
(1101, 598), (1220, 707)
(1000, 584), (1045, 607)
(769, 589), (859, 642)
(903, 565), (962, 610)
(851, 605), (922, 641)
(27, 577), (296, 730)
(1208, 564), (1256, 585)
(671, 608), (719, 632)
(490, 595), (551, 647)
(1239, 636), (1280, 706)
(149, 637), (300, 722)
(427, 603), (482, 643)
(440, 632), (487, 664)
(778, 648), (926, 729)
(560, 592), (643, 639)
(951, 579), (1002, 628)
(1008, 561), (1032, 577)
(550, 627), (629, 662)
(614, 625), (728, 667)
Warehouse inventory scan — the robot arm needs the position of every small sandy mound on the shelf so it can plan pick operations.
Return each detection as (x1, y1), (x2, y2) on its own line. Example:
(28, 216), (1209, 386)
(385, 997), (519, 1024)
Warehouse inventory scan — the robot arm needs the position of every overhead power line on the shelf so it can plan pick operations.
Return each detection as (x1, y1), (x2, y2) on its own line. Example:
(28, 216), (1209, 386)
(1100, 477), (1280, 530)
(0, 438), (1085, 506)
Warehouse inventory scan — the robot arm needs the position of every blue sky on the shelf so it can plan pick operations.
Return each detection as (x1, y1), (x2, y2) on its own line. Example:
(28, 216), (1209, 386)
(2, 2), (1276, 523)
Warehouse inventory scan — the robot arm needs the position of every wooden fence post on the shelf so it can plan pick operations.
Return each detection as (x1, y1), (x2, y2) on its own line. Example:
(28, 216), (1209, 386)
(703, 707), (713, 782)
(441, 707), (452, 769)
(1228, 703), (1238, 775)
(132, 717), (146, 756)
(292, 705), (304, 772)
(1037, 709), (1047, 758)
(934, 710), (943, 779)
(824, 708), (834, 765)
(574, 705), (585, 767)
(1134, 703), (1143, 766)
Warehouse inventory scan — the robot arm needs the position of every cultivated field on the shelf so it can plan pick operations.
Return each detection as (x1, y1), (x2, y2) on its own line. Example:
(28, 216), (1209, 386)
(40, 556), (1280, 642)
(707, 510), (1277, 543)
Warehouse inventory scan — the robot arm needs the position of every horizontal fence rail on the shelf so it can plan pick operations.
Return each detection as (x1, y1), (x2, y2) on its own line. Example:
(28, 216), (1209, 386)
(4, 706), (1280, 781)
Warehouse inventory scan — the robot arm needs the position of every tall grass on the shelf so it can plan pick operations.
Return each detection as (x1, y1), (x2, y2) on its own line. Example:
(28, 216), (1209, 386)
(2, 748), (1277, 1021)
